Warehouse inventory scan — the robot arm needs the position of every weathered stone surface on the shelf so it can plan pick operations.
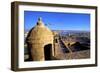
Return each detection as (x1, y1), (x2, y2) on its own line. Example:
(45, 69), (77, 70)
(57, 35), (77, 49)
(26, 18), (54, 61)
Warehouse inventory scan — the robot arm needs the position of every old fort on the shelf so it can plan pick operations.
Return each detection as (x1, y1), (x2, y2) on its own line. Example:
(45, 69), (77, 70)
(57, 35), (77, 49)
(24, 17), (90, 61)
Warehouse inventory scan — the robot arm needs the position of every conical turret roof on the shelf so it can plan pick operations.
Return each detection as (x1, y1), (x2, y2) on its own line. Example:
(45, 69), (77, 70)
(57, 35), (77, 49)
(26, 17), (53, 44)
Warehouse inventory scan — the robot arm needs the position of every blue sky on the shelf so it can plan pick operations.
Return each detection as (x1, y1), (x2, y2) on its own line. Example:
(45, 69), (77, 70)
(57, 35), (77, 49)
(24, 11), (90, 31)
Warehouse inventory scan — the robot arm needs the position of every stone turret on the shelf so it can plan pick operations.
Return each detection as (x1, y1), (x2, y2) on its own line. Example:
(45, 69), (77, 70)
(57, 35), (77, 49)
(26, 17), (54, 61)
